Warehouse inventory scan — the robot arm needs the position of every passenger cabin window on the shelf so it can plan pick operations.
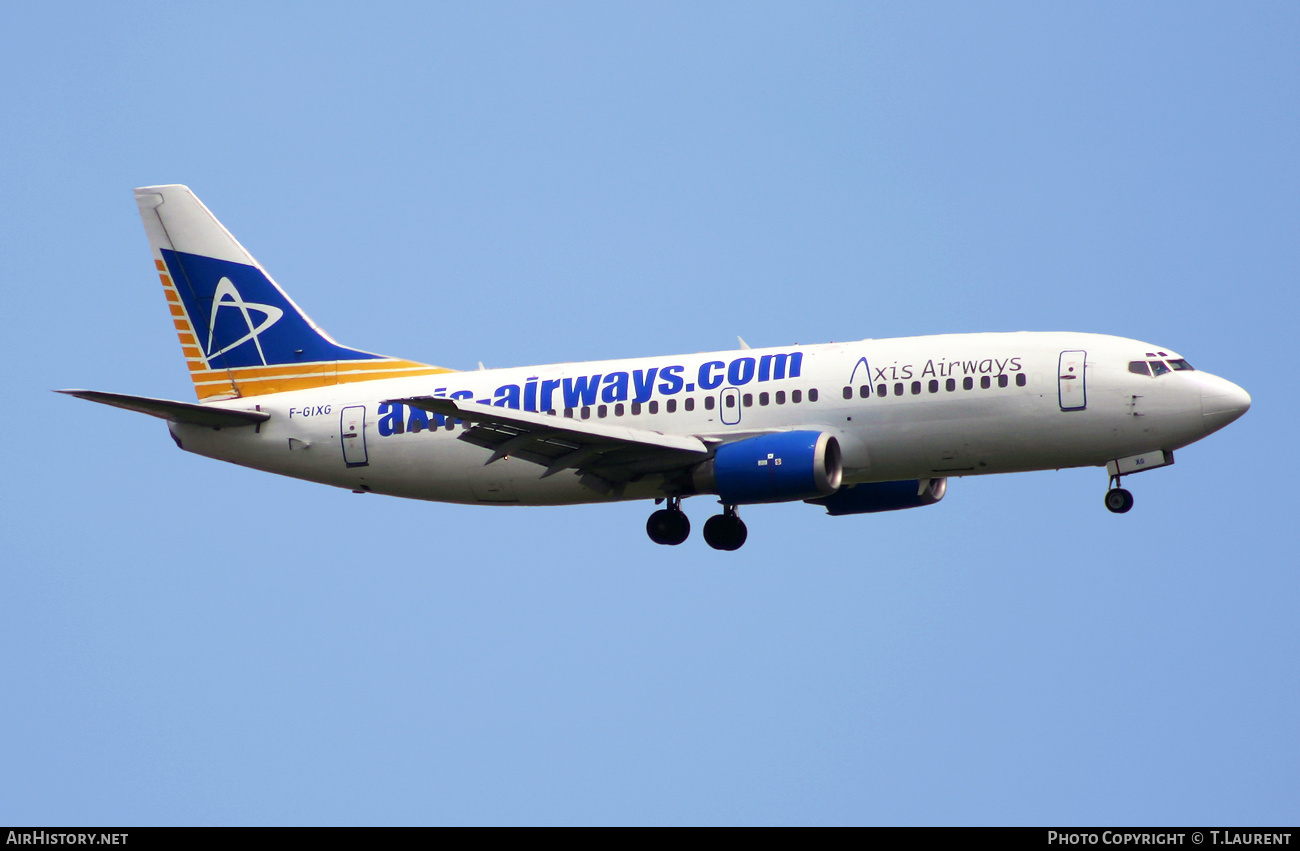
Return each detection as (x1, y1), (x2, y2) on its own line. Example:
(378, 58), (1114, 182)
(705, 396), (715, 410)
(877, 383), (888, 397)
(685, 398), (695, 412)
(1015, 373), (1027, 387)
(809, 389), (819, 402)
(775, 391), (785, 405)
(792, 390), (802, 403)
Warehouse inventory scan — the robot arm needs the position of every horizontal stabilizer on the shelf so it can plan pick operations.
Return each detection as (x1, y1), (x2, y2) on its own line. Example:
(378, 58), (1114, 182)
(56, 390), (270, 428)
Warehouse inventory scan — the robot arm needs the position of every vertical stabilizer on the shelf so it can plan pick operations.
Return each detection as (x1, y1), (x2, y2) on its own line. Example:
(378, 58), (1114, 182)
(135, 185), (453, 400)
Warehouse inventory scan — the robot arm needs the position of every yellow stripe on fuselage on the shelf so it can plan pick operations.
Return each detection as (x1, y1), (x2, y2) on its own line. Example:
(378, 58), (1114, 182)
(189, 360), (455, 400)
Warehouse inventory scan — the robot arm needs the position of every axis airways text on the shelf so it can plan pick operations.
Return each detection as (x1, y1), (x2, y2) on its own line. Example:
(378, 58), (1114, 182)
(475, 352), (804, 412)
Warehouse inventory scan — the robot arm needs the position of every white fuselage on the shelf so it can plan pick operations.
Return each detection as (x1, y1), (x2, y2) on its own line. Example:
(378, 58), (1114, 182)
(171, 332), (1248, 506)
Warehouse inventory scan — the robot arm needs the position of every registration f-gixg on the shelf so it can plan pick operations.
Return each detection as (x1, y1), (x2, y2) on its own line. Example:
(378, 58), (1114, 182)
(60, 185), (1251, 550)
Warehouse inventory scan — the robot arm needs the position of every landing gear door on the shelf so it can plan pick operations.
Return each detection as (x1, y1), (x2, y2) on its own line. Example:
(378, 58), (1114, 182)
(340, 405), (369, 467)
(1058, 350), (1087, 412)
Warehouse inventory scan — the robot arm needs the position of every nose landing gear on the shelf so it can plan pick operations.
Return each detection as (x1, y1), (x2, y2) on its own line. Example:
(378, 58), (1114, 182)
(1104, 474), (1134, 514)
(1105, 488), (1134, 513)
(703, 505), (748, 551)
(646, 497), (691, 545)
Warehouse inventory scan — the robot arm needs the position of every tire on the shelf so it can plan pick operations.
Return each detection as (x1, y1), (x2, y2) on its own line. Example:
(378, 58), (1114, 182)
(1104, 488), (1134, 514)
(703, 514), (748, 551)
(647, 508), (690, 545)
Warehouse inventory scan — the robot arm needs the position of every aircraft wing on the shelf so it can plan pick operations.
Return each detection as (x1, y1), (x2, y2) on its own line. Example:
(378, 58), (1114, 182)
(389, 396), (712, 493)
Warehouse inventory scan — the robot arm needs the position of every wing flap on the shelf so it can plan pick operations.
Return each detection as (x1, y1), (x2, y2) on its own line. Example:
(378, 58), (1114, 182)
(390, 396), (710, 483)
(395, 397), (708, 453)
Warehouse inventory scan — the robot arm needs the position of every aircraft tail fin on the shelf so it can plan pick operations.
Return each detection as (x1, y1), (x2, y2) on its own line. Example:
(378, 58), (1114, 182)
(135, 185), (454, 401)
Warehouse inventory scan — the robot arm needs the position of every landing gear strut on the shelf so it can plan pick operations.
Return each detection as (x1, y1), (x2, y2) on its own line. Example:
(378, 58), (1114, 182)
(703, 505), (748, 551)
(647, 497), (690, 545)
(1105, 474), (1134, 514)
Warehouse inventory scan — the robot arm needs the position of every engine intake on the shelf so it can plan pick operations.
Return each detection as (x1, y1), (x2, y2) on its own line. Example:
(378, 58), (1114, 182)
(693, 431), (842, 505)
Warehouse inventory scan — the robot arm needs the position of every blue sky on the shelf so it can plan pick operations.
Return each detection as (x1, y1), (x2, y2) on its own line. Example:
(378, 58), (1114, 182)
(2, 2), (1296, 825)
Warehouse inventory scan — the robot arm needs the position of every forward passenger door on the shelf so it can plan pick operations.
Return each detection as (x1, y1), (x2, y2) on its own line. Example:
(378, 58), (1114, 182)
(1058, 351), (1087, 411)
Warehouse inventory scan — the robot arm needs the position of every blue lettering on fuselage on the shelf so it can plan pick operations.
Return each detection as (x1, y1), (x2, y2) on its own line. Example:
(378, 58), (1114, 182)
(602, 372), (629, 404)
(378, 352), (806, 434)
(563, 374), (601, 408)
(658, 365), (685, 395)
(632, 368), (658, 402)
(375, 349), (1028, 442)
(698, 361), (725, 390)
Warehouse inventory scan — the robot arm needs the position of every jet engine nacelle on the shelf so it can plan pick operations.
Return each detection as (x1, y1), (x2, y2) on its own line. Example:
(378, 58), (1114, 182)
(693, 431), (842, 505)
(807, 478), (948, 515)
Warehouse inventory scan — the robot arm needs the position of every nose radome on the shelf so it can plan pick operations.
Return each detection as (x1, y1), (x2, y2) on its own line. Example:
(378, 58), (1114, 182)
(1201, 374), (1251, 434)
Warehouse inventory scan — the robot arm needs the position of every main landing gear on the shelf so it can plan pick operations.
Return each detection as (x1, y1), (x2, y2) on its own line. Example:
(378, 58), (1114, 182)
(702, 505), (747, 551)
(646, 497), (690, 546)
(645, 499), (749, 550)
(1105, 474), (1134, 514)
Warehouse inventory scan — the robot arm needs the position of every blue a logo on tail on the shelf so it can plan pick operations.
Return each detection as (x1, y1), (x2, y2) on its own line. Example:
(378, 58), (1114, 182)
(161, 249), (380, 369)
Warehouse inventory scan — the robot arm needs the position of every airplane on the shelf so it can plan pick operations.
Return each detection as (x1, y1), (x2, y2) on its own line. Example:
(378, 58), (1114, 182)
(60, 185), (1252, 551)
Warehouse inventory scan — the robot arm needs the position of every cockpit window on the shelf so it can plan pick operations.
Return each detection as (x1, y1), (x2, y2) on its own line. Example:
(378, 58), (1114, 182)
(1132, 357), (1194, 377)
